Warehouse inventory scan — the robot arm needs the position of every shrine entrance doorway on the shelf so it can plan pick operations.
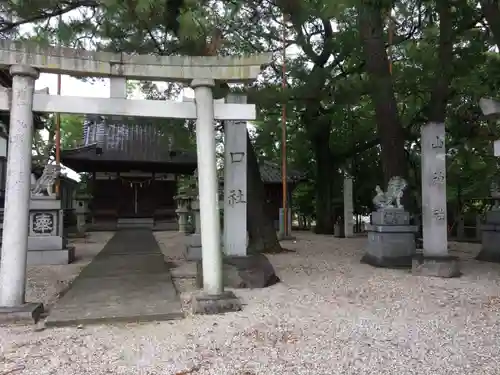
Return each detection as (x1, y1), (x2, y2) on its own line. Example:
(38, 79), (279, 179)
(117, 177), (155, 218)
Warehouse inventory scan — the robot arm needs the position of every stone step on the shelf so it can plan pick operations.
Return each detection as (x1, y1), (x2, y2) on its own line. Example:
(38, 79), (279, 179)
(117, 217), (154, 229)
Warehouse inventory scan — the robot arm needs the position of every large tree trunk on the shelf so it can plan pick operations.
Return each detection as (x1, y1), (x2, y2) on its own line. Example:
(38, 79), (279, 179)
(428, 0), (453, 122)
(311, 126), (336, 234)
(358, 3), (407, 184)
(246, 130), (283, 254)
(480, 0), (500, 49)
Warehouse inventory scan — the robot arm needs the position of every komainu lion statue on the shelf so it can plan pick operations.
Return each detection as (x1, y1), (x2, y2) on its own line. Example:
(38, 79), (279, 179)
(372, 176), (408, 210)
(31, 164), (61, 197)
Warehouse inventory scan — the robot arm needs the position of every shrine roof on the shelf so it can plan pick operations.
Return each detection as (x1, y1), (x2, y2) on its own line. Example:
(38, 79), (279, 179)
(259, 160), (306, 184)
(61, 143), (197, 174)
(218, 160), (306, 184)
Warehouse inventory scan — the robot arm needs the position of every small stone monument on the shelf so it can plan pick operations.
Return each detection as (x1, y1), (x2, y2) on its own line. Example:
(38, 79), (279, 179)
(477, 181), (500, 262)
(361, 176), (418, 267)
(174, 193), (191, 234)
(73, 193), (91, 237)
(185, 197), (202, 260)
(183, 171), (202, 260)
(185, 197), (225, 261)
(185, 169), (224, 260)
(28, 164), (75, 265)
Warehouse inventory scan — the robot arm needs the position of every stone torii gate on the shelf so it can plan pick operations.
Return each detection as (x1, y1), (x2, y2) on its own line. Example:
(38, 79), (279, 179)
(0, 40), (271, 318)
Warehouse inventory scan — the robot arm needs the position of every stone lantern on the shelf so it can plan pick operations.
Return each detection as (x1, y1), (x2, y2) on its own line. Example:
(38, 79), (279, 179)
(74, 193), (91, 236)
(174, 191), (192, 234)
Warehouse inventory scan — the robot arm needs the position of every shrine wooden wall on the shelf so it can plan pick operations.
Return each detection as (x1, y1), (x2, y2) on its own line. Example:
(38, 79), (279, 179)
(90, 172), (177, 220)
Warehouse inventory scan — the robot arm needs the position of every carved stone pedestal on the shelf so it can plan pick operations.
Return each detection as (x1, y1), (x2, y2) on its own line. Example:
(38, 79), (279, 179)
(28, 196), (74, 265)
(477, 210), (500, 263)
(361, 208), (418, 268)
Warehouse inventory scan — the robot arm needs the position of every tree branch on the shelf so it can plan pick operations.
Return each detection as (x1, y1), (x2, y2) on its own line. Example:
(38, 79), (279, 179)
(0, 1), (98, 33)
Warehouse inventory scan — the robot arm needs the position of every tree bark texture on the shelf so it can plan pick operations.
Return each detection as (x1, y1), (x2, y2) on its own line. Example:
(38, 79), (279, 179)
(246, 130), (283, 254)
(358, 3), (407, 184)
(311, 125), (336, 234)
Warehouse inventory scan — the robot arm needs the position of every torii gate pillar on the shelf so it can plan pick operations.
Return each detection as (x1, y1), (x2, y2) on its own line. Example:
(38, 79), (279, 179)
(0, 65), (44, 322)
(190, 79), (241, 313)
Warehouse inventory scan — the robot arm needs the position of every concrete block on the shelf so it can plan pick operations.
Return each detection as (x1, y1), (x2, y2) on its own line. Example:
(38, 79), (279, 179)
(366, 224), (419, 233)
(30, 196), (61, 210)
(28, 235), (64, 251)
(185, 234), (202, 261)
(412, 254), (461, 278)
(485, 210), (500, 225)
(371, 209), (410, 226)
(27, 247), (75, 266)
(361, 225), (418, 268)
(478, 228), (500, 262)
(191, 291), (242, 315)
(0, 302), (44, 324)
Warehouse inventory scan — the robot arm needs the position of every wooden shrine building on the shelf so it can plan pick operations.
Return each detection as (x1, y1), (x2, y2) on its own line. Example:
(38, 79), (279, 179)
(61, 115), (306, 230)
(61, 116), (197, 229)
(258, 161), (306, 226)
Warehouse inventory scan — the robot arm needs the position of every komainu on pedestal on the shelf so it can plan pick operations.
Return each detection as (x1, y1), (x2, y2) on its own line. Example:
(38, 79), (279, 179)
(31, 164), (61, 197)
(361, 176), (418, 268)
(28, 163), (74, 265)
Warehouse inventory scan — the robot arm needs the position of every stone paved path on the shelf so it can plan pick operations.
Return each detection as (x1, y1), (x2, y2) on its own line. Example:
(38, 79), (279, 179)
(46, 229), (183, 327)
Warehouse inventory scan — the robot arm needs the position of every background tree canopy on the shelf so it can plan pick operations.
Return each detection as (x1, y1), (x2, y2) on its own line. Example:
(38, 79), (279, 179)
(2, 0), (500, 234)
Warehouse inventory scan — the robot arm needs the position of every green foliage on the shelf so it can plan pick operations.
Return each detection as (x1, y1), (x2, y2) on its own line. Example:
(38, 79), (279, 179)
(4, 0), (500, 225)
(32, 114), (84, 165)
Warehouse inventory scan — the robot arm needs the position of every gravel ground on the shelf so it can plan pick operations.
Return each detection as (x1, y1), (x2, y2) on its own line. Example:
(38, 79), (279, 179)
(2, 231), (500, 375)
(25, 231), (115, 309)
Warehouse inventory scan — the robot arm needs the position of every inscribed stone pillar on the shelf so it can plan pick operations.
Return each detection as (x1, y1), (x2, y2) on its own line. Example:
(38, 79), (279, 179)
(343, 177), (354, 238)
(0, 65), (39, 307)
(223, 94), (247, 257)
(413, 122), (460, 277)
(192, 198), (201, 234)
(421, 122), (447, 256)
